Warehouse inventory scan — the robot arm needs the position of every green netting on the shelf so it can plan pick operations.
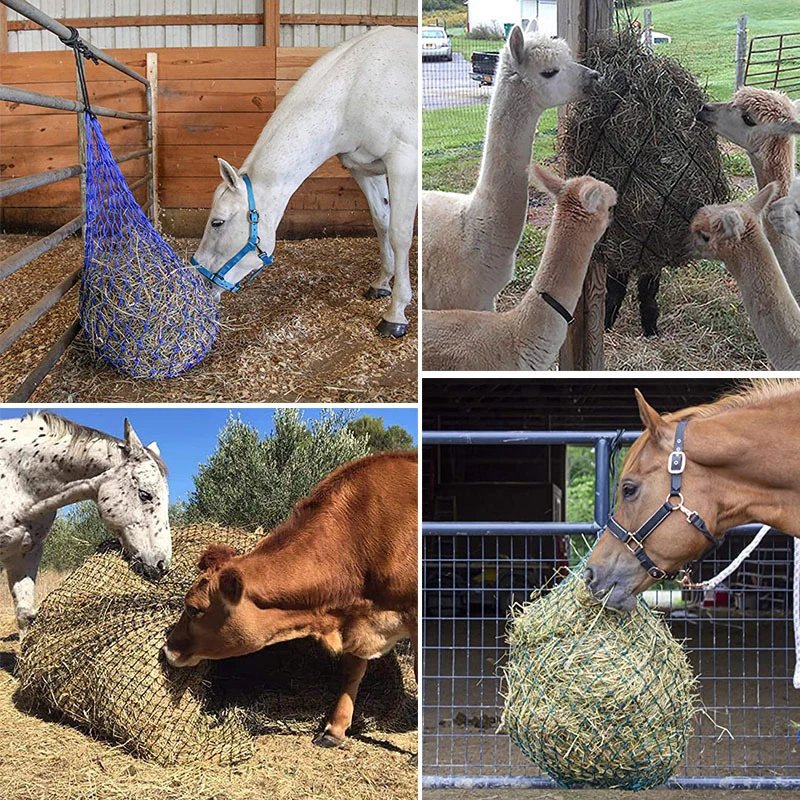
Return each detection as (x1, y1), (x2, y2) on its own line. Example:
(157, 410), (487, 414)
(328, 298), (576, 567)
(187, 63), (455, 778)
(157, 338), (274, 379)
(16, 525), (416, 766)
(502, 561), (698, 791)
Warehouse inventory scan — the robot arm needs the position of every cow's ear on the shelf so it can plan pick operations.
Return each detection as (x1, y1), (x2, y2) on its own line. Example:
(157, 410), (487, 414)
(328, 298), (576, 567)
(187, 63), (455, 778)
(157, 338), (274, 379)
(198, 543), (238, 572)
(218, 566), (244, 606)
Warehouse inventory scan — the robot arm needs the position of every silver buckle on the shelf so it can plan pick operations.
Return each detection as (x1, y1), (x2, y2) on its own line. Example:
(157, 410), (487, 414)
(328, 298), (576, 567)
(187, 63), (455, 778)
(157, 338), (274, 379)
(668, 451), (686, 475)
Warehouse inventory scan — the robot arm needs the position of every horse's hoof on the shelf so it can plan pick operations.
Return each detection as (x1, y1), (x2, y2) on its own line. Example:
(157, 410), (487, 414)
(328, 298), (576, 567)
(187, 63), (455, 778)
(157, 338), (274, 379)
(313, 731), (345, 748)
(364, 286), (391, 300)
(376, 319), (408, 338)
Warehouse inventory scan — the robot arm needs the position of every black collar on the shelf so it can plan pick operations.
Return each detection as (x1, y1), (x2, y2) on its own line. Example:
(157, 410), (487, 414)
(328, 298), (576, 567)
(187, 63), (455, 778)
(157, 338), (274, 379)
(538, 291), (574, 325)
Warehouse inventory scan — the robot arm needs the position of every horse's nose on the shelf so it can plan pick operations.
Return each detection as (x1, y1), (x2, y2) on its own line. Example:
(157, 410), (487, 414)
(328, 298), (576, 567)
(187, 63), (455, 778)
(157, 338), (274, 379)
(583, 565), (594, 585)
(156, 560), (168, 578)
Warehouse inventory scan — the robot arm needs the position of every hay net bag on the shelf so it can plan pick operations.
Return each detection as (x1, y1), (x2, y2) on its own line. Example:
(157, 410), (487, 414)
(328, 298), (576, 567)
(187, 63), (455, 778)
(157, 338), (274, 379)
(16, 525), (416, 767)
(502, 560), (698, 791)
(79, 112), (219, 379)
(562, 24), (730, 282)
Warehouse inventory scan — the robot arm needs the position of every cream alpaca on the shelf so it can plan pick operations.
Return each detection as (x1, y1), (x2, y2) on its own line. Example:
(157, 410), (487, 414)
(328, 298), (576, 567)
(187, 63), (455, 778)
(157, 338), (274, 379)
(690, 183), (800, 370)
(697, 87), (800, 296)
(768, 176), (800, 242)
(422, 164), (616, 371)
(421, 22), (601, 311)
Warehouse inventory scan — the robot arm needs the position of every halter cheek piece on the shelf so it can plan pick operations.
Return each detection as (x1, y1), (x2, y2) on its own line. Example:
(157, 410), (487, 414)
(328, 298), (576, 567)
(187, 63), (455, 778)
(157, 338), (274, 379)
(606, 419), (723, 581)
(191, 174), (274, 294)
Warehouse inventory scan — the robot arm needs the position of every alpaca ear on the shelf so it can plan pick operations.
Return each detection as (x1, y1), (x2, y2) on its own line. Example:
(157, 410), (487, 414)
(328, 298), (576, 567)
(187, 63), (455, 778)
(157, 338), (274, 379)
(747, 182), (779, 216)
(634, 389), (664, 437)
(218, 566), (244, 606)
(525, 18), (539, 34)
(719, 209), (746, 241)
(580, 185), (603, 214)
(508, 25), (526, 64)
(763, 119), (800, 137)
(218, 158), (242, 191)
(531, 162), (565, 198)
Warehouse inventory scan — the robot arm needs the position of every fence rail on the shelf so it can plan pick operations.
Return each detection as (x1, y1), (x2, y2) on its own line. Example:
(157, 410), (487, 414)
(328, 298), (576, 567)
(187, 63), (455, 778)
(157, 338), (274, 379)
(0, 0), (156, 401)
(422, 429), (800, 790)
(744, 31), (800, 95)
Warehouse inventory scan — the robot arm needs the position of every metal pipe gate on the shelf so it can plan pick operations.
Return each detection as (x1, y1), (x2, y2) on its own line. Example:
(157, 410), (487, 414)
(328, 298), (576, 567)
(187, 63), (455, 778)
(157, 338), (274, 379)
(0, 0), (157, 401)
(421, 430), (800, 790)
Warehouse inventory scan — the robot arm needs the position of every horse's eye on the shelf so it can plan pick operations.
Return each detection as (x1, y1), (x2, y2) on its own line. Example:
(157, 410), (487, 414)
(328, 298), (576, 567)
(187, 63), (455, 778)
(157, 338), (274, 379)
(622, 483), (638, 499)
(186, 605), (202, 618)
(540, 69), (559, 78)
(138, 489), (153, 503)
(211, 219), (225, 228)
(742, 112), (757, 127)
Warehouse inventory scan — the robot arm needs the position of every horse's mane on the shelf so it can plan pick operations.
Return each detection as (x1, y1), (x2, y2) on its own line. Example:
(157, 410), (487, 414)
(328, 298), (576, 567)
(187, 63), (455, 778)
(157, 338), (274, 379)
(28, 412), (167, 475)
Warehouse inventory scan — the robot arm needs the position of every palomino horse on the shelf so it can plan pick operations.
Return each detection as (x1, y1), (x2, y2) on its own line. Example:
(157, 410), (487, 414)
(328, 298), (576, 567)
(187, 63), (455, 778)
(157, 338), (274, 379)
(0, 412), (170, 637)
(191, 26), (418, 338)
(585, 382), (800, 611)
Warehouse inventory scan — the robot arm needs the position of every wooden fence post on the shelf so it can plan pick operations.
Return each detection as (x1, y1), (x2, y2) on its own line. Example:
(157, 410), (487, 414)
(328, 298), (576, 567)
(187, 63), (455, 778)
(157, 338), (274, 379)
(263, 0), (279, 47)
(735, 14), (748, 91)
(557, 0), (613, 371)
(146, 52), (160, 230)
(643, 8), (653, 52)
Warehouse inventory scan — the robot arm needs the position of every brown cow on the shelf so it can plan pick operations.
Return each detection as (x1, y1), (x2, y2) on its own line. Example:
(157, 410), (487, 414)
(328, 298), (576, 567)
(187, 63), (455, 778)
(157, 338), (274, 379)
(162, 450), (418, 747)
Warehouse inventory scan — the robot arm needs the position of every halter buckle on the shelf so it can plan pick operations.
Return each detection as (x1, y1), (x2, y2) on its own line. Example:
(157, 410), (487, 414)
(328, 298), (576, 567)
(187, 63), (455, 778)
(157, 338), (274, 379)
(248, 209), (259, 225)
(668, 451), (686, 474)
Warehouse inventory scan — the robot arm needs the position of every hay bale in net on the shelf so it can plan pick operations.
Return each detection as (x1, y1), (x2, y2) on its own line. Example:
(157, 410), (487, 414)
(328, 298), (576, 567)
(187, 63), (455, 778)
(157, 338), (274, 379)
(16, 524), (415, 766)
(79, 114), (219, 379)
(562, 29), (730, 282)
(502, 563), (697, 790)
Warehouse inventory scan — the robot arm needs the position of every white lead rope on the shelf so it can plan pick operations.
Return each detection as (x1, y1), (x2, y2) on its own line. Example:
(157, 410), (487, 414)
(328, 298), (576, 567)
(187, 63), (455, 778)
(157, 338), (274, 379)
(687, 525), (800, 689)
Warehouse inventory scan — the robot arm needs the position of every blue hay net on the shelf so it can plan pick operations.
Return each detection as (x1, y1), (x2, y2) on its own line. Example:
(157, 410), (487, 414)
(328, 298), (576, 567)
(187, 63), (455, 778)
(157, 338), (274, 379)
(79, 113), (219, 379)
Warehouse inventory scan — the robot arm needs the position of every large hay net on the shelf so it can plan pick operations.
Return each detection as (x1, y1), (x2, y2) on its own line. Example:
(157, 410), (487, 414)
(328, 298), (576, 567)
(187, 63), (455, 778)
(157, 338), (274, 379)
(562, 28), (731, 282)
(502, 563), (698, 790)
(16, 524), (416, 766)
(79, 114), (219, 379)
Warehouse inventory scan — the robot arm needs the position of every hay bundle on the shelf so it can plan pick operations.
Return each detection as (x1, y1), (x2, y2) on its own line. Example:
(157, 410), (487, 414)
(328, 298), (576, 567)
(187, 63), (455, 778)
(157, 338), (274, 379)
(80, 114), (218, 379)
(17, 525), (415, 766)
(562, 28), (730, 280)
(502, 564), (697, 790)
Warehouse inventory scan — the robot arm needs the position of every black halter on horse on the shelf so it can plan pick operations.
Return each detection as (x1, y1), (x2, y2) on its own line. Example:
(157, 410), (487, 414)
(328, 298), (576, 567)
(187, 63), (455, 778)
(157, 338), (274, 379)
(605, 419), (724, 581)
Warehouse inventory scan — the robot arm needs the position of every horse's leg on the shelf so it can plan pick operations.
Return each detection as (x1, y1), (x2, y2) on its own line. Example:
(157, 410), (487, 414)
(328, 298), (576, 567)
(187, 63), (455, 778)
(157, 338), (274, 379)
(605, 269), (628, 331)
(377, 146), (418, 338)
(351, 171), (395, 300)
(637, 271), (661, 337)
(313, 652), (368, 747)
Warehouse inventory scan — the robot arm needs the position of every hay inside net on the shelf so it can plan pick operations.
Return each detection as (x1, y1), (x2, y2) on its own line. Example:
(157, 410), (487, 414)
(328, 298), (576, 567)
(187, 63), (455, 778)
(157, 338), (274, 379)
(562, 28), (730, 278)
(79, 114), (219, 379)
(502, 562), (698, 791)
(16, 524), (416, 767)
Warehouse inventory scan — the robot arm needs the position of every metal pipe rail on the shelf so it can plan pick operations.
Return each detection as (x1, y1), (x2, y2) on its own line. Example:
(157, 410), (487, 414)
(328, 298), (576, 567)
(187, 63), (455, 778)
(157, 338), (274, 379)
(0, 84), (149, 120)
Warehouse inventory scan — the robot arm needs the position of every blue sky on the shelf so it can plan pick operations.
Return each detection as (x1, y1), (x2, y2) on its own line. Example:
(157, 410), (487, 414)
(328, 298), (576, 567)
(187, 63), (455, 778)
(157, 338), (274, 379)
(0, 407), (417, 504)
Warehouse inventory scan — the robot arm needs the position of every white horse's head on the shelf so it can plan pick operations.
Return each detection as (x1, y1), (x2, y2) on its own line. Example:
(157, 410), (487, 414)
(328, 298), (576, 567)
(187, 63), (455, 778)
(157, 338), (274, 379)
(191, 159), (275, 301)
(96, 419), (171, 581)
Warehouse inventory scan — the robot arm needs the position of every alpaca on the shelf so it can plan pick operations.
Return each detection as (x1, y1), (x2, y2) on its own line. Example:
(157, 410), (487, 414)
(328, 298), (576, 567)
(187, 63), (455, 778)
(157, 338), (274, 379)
(768, 175), (800, 242)
(421, 22), (601, 311)
(689, 183), (800, 370)
(422, 164), (617, 370)
(697, 87), (800, 296)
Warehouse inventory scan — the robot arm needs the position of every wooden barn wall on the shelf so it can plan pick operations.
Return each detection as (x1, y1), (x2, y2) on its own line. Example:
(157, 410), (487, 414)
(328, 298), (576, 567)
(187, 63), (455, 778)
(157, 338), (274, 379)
(0, 45), (382, 237)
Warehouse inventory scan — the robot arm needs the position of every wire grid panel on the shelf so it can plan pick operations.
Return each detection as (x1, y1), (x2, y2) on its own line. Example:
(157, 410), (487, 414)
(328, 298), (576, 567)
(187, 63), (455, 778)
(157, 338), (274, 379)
(422, 529), (800, 782)
(745, 32), (800, 95)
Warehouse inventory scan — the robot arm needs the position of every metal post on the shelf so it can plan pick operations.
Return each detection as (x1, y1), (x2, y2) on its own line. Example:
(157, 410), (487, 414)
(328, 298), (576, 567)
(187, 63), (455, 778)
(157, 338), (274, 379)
(146, 52), (160, 230)
(76, 70), (87, 235)
(735, 14), (748, 91)
(593, 437), (610, 532)
(643, 8), (653, 53)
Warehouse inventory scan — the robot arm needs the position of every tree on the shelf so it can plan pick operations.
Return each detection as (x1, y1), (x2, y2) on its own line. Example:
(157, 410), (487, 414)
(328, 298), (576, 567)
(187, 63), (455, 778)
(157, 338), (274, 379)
(185, 409), (370, 530)
(347, 415), (414, 453)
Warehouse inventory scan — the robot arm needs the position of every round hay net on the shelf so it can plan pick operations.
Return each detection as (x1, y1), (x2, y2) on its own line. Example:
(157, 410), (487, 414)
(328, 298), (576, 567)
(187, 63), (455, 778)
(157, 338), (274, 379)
(16, 524), (416, 767)
(79, 114), (219, 379)
(502, 562), (698, 790)
(562, 28), (731, 281)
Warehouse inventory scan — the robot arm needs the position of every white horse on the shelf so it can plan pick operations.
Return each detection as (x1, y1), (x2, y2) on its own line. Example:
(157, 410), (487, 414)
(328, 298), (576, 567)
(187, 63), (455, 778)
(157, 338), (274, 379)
(0, 412), (170, 638)
(191, 26), (418, 338)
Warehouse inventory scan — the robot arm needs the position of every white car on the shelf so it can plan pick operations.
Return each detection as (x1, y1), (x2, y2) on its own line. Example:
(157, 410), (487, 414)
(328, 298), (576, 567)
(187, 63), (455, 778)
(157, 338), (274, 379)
(422, 26), (453, 61)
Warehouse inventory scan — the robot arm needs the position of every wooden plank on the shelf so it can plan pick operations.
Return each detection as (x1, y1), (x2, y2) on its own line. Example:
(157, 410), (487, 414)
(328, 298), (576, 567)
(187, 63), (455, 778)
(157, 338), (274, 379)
(2, 174), (147, 206)
(0, 114), (146, 147)
(277, 47), (331, 80)
(147, 52), (160, 229)
(158, 112), (267, 146)
(0, 4), (7, 55)
(1, 81), (147, 115)
(157, 79), (275, 113)
(264, 0), (279, 47)
(0, 146), (146, 179)
(280, 14), (417, 26)
(7, 14), (264, 32)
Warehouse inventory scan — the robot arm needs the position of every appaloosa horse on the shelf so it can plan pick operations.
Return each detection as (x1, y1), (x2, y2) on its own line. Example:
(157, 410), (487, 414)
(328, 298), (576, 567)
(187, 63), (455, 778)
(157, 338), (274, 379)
(0, 412), (170, 637)
(191, 26), (418, 338)
(585, 381), (800, 610)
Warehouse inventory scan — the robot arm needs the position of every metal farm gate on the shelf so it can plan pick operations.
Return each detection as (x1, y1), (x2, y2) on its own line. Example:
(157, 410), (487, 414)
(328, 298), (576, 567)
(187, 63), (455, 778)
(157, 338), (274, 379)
(744, 31), (800, 95)
(422, 430), (800, 791)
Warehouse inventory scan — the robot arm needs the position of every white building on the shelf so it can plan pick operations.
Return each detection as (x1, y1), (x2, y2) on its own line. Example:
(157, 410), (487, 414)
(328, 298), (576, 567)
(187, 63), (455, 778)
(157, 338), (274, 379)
(467, 0), (558, 37)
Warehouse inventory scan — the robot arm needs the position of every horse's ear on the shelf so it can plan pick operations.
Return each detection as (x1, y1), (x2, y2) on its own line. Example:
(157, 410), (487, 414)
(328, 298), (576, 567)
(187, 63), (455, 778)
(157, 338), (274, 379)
(218, 158), (242, 192)
(145, 441), (161, 457)
(123, 418), (144, 452)
(634, 389), (664, 436)
(198, 543), (238, 572)
(218, 566), (244, 606)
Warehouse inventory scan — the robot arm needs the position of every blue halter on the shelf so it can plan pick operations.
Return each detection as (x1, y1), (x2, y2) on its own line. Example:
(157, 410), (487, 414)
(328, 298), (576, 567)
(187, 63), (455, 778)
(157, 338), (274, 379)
(191, 174), (274, 294)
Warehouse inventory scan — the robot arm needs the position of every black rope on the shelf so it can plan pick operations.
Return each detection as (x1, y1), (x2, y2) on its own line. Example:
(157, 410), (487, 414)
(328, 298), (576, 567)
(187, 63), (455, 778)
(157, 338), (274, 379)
(59, 25), (98, 118)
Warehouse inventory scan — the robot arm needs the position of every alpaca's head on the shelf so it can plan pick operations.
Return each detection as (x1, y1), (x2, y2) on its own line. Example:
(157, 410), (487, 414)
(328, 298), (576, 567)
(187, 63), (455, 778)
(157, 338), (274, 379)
(532, 163), (617, 242)
(767, 176), (800, 242)
(689, 183), (778, 263)
(696, 87), (800, 158)
(499, 21), (601, 110)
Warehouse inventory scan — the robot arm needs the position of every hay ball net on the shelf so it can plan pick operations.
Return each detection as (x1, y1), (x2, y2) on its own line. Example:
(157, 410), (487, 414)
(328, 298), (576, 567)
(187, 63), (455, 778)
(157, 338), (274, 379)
(79, 113), (219, 378)
(16, 525), (415, 767)
(562, 27), (731, 282)
(502, 562), (698, 791)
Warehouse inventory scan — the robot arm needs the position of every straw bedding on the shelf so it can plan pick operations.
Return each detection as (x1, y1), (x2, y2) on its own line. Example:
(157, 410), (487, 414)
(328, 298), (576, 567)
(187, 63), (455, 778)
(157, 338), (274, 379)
(502, 564), (698, 790)
(16, 525), (415, 766)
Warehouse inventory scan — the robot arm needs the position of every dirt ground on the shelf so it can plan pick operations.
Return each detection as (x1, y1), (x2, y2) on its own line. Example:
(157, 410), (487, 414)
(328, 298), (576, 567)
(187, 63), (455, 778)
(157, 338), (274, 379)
(0, 607), (417, 800)
(0, 234), (417, 403)
(425, 790), (800, 799)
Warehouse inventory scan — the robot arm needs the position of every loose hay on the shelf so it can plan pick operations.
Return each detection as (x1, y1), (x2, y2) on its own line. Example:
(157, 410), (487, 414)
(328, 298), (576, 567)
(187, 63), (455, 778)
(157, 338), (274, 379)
(16, 524), (415, 766)
(562, 27), (730, 280)
(502, 564), (698, 790)
(80, 115), (219, 378)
